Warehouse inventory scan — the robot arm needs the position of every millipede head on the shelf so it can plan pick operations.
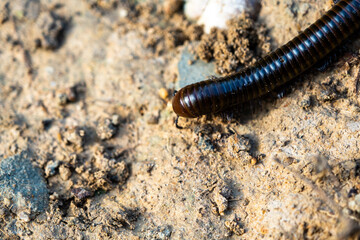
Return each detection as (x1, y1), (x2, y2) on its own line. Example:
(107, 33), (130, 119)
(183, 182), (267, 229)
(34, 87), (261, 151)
(172, 90), (197, 118)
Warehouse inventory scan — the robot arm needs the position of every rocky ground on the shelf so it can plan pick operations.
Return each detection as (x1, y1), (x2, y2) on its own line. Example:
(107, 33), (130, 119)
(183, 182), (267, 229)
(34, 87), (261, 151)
(0, 0), (360, 239)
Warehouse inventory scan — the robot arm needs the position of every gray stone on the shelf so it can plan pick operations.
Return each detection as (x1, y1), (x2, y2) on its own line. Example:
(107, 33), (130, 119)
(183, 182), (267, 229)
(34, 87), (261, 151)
(177, 45), (219, 89)
(45, 160), (59, 177)
(0, 151), (49, 218)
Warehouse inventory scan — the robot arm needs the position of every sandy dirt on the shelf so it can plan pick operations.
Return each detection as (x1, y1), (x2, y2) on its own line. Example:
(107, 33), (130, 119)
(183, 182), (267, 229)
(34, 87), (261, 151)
(0, 0), (360, 239)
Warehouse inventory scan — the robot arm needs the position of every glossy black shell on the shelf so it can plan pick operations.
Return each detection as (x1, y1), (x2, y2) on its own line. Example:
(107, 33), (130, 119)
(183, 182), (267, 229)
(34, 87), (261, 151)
(173, 0), (360, 118)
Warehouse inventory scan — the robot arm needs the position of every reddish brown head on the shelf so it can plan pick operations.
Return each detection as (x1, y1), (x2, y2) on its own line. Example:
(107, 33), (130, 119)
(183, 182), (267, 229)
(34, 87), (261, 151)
(172, 90), (197, 118)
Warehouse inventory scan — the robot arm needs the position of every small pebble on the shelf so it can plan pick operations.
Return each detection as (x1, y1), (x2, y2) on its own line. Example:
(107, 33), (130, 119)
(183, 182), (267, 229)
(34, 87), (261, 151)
(119, 8), (128, 18)
(3, 197), (11, 207)
(75, 165), (85, 174)
(45, 160), (59, 177)
(300, 95), (312, 110)
(158, 88), (169, 101)
(57, 93), (68, 105)
(250, 157), (257, 165)
(157, 225), (172, 239)
(224, 218), (245, 236)
(63, 127), (85, 147)
(109, 161), (129, 184)
(348, 194), (360, 213)
(71, 188), (93, 200)
(237, 151), (254, 166)
(97, 118), (117, 140)
(212, 185), (232, 216)
(227, 134), (251, 155)
(111, 114), (121, 126)
(59, 165), (72, 181)
(18, 211), (31, 222)
(57, 86), (78, 105)
(49, 192), (59, 201)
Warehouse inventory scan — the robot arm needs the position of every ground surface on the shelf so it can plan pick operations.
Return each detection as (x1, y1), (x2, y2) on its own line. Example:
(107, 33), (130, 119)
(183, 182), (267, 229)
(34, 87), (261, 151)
(0, 0), (360, 239)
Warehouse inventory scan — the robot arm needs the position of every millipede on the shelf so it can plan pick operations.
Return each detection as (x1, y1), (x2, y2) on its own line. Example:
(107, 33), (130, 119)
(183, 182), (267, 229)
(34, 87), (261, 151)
(172, 0), (360, 119)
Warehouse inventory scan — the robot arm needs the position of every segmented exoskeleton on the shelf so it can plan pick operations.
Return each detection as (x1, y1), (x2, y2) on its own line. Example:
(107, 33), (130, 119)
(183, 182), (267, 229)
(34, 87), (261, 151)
(173, 0), (360, 118)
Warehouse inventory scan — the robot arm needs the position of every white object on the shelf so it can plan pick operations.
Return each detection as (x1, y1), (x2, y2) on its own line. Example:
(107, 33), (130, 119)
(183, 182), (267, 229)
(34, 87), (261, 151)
(185, 0), (261, 33)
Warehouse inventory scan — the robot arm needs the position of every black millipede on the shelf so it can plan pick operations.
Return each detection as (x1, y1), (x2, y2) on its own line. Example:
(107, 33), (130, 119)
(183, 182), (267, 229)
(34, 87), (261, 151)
(172, 0), (360, 118)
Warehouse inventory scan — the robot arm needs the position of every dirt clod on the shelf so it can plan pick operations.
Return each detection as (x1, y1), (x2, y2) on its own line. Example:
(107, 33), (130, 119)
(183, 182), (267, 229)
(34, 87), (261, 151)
(227, 134), (251, 154)
(212, 185), (233, 216)
(195, 14), (270, 74)
(63, 126), (85, 149)
(59, 164), (72, 181)
(97, 118), (117, 140)
(225, 217), (245, 236)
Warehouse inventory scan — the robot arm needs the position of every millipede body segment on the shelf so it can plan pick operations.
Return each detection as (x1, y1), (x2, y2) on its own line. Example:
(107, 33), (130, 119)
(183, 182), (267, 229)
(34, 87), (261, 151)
(172, 0), (360, 118)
